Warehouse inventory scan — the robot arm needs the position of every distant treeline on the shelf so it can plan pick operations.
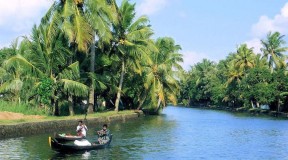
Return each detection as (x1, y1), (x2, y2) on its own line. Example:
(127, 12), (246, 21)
(179, 31), (288, 113)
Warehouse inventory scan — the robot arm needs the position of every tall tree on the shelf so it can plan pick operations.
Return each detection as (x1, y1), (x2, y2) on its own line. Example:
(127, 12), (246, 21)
(85, 0), (116, 113)
(141, 37), (183, 112)
(0, 38), (30, 103)
(41, 0), (93, 114)
(4, 24), (88, 116)
(233, 44), (255, 73)
(111, 0), (156, 112)
(261, 31), (288, 72)
(42, 0), (117, 114)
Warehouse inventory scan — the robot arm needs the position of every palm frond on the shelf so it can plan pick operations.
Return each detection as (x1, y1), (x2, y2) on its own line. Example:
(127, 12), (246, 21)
(59, 61), (80, 80)
(61, 79), (88, 97)
(0, 79), (23, 93)
(4, 54), (44, 77)
(73, 11), (93, 52)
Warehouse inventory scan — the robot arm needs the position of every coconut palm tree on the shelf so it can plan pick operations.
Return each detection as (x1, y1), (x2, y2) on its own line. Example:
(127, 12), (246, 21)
(84, 0), (116, 113)
(233, 44), (255, 73)
(39, 0), (92, 115)
(42, 0), (116, 113)
(0, 38), (31, 103)
(41, 0), (93, 52)
(4, 24), (88, 116)
(193, 59), (217, 103)
(110, 0), (157, 112)
(261, 31), (288, 72)
(140, 37), (183, 113)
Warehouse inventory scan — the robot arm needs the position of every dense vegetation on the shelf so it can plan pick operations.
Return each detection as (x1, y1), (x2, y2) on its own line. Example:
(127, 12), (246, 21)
(179, 32), (288, 114)
(0, 0), (183, 116)
(1, 0), (288, 117)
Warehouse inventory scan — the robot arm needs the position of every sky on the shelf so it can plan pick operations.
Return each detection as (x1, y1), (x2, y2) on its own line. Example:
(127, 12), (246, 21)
(0, 0), (288, 70)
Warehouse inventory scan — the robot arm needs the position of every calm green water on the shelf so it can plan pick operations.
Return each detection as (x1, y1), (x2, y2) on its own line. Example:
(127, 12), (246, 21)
(1, 106), (288, 160)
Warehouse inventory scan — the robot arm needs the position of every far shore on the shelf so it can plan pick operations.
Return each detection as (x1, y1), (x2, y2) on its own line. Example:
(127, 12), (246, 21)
(188, 105), (288, 119)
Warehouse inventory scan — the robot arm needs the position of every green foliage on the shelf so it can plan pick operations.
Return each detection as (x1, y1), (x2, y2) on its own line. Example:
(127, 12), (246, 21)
(0, 47), (15, 64)
(183, 59), (217, 105)
(261, 31), (288, 70)
(36, 78), (53, 105)
(0, 0), (185, 116)
(2, 0), (287, 117)
(180, 35), (288, 112)
(241, 66), (275, 105)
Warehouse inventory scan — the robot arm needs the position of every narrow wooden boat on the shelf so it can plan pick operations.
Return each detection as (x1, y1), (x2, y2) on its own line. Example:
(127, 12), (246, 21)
(54, 133), (85, 142)
(48, 135), (112, 153)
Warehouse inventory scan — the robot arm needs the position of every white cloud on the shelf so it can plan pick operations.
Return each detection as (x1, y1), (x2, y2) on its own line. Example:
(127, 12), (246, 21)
(251, 2), (288, 38)
(281, 3), (288, 18)
(244, 38), (262, 54)
(136, 0), (168, 16)
(180, 51), (210, 71)
(0, 0), (52, 47)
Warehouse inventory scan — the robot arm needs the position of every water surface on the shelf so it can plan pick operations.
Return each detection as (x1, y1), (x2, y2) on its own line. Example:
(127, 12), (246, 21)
(0, 106), (287, 159)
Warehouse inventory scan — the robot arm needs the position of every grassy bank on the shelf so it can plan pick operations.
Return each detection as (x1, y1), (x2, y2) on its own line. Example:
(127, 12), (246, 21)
(0, 99), (138, 125)
(0, 110), (142, 139)
(0, 110), (136, 125)
(0, 100), (47, 115)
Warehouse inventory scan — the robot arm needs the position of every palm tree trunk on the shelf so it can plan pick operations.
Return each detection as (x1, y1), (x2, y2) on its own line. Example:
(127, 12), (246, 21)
(137, 91), (147, 110)
(115, 60), (125, 112)
(88, 39), (95, 114)
(68, 95), (75, 116)
(154, 98), (162, 112)
(52, 98), (59, 116)
(256, 101), (260, 108)
(277, 98), (280, 116)
(94, 94), (98, 111)
(88, 85), (94, 113)
(251, 100), (254, 108)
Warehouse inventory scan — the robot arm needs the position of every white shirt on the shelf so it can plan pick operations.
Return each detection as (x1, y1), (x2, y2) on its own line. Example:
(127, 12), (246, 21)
(76, 125), (88, 137)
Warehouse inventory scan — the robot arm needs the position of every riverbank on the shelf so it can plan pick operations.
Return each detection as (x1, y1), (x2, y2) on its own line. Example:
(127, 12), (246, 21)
(190, 105), (288, 119)
(0, 110), (143, 139)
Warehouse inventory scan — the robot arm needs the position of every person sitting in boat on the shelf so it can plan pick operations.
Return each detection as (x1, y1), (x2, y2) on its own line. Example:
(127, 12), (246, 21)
(97, 124), (110, 144)
(76, 120), (88, 137)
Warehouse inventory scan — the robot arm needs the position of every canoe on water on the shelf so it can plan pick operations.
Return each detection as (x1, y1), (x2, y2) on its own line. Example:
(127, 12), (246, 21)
(48, 134), (113, 153)
(54, 133), (85, 142)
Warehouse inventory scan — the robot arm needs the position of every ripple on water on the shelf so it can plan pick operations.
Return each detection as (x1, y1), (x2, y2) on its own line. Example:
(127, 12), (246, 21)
(0, 137), (30, 159)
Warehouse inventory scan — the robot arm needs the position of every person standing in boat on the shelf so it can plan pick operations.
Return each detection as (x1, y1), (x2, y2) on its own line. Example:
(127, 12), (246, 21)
(76, 120), (88, 137)
(97, 124), (110, 144)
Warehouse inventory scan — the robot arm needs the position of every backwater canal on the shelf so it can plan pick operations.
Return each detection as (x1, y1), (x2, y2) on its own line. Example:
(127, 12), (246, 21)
(0, 106), (288, 159)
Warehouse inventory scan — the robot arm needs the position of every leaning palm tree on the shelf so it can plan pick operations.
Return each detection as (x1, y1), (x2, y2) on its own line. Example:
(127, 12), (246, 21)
(110, 0), (157, 112)
(261, 31), (288, 72)
(141, 37), (183, 113)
